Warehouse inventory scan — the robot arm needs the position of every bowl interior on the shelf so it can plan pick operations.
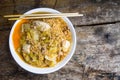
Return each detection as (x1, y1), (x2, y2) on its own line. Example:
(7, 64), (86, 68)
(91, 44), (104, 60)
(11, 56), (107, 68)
(9, 8), (76, 74)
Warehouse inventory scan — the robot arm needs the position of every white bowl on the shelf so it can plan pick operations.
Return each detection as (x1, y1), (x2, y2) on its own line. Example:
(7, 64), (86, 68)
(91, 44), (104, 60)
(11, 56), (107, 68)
(9, 8), (76, 74)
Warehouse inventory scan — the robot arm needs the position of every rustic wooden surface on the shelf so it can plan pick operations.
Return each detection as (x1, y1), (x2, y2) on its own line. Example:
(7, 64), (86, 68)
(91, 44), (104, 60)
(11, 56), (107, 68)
(0, 0), (120, 80)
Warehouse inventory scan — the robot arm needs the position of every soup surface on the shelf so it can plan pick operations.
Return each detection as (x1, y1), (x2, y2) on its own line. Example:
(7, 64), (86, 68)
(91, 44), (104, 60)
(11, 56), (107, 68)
(13, 17), (72, 67)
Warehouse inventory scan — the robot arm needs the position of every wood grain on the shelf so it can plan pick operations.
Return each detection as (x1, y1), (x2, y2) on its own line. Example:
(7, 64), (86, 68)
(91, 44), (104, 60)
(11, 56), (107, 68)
(0, 23), (120, 79)
(0, 0), (120, 29)
(0, 0), (120, 80)
(55, 0), (120, 26)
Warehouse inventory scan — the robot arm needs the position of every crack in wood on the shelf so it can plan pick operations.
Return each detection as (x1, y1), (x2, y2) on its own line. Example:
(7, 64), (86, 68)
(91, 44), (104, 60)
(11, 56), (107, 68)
(12, 0), (17, 14)
(53, 0), (57, 9)
(75, 20), (120, 27)
(34, 0), (41, 8)
(0, 20), (120, 31)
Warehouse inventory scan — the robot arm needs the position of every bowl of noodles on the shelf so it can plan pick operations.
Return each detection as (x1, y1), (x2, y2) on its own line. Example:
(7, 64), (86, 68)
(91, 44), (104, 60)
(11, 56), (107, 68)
(9, 8), (76, 74)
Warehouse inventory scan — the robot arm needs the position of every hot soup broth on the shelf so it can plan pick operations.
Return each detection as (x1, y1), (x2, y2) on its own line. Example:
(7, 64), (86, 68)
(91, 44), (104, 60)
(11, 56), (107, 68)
(13, 17), (72, 67)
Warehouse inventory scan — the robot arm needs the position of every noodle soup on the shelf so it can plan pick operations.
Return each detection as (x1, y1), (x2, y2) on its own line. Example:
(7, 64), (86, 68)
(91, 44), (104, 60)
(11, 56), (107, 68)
(12, 17), (72, 67)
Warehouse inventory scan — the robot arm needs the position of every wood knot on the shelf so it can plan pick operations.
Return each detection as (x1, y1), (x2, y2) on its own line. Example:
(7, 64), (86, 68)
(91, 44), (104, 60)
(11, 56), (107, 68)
(104, 33), (117, 44)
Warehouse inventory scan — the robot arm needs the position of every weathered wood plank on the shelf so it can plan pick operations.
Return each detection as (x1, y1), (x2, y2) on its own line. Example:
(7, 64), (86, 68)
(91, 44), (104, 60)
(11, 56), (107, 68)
(0, 0), (56, 30)
(75, 23), (120, 74)
(0, 0), (120, 79)
(0, 31), (18, 76)
(0, 0), (120, 30)
(0, 31), (83, 79)
(1, 23), (120, 79)
(0, 31), (49, 79)
(55, 0), (120, 25)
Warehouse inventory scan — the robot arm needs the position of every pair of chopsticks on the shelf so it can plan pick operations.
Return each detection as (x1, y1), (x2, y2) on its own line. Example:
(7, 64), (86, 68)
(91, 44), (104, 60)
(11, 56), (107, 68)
(4, 12), (83, 20)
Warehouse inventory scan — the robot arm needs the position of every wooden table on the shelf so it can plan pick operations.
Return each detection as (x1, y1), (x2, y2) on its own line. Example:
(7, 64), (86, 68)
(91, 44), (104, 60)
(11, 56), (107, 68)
(0, 0), (120, 80)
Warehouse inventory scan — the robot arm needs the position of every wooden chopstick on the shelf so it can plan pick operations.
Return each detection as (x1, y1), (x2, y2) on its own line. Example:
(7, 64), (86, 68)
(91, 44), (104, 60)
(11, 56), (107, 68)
(4, 13), (79, 17)
(4, 12), (83, 20)
(8, 14), (83, 20)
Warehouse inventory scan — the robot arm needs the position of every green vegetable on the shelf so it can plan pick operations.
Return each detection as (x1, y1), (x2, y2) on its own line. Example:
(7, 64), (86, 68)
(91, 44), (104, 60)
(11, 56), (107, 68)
(22, 23), (31, 32)
(24, 54), (30, 62)
(30, 29), (39, 41)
